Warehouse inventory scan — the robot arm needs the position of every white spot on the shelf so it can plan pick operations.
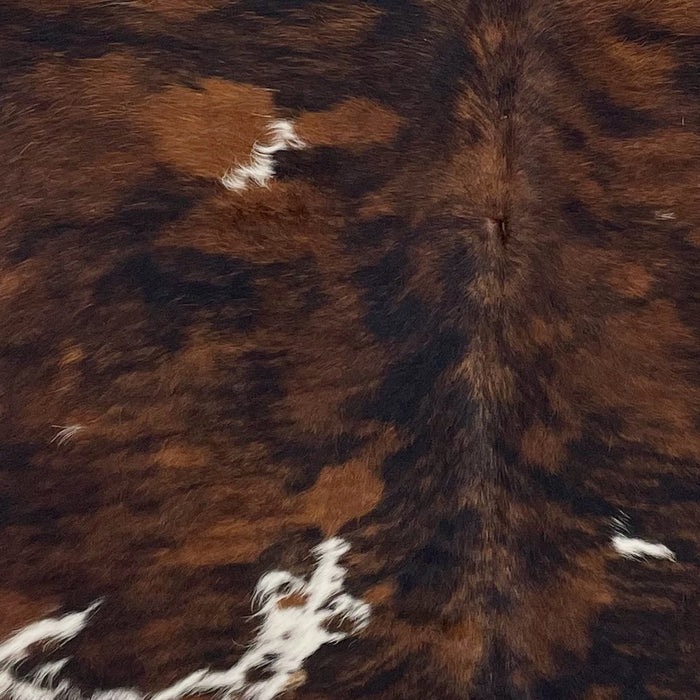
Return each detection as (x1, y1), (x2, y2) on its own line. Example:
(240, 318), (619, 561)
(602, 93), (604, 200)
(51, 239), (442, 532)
(0, 538), (368, 700)
(654, 210), (676, 221)
(50, 425), (84, 446)
(611, 535), (676, 561)
(610, 514), (675, 561)
(221, 120), (305, 192)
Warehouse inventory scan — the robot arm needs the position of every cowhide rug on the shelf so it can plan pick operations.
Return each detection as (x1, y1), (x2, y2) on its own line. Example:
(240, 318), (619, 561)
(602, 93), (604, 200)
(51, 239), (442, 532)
(0, 1), (697, 698)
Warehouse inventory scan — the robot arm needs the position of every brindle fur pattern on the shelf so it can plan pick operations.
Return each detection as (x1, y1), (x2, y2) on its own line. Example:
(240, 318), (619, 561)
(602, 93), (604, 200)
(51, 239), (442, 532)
(0, 1), (698, 698)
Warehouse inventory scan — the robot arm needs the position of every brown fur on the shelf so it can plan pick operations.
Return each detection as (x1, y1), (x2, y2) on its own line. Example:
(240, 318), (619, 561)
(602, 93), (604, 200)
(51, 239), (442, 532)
(0, 0), (698, 697)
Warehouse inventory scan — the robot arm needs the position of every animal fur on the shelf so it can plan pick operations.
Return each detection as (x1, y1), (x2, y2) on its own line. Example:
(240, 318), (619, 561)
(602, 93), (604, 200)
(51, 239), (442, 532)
(0, 1), (697, 698)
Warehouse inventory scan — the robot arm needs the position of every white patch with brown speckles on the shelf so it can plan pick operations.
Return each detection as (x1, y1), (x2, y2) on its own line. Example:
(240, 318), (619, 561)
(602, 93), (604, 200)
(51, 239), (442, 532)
(0, 538), (369, 700)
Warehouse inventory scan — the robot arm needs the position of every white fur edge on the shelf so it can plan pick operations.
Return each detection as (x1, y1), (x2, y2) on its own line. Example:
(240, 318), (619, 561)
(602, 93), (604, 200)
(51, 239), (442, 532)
(221, 120), (305, 192)
(0, 538), (368, 700)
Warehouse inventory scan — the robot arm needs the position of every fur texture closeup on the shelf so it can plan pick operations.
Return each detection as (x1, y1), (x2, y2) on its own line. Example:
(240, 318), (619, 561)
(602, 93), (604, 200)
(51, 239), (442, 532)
(0, 538), (368, 700)
(0, 1), (698, 699)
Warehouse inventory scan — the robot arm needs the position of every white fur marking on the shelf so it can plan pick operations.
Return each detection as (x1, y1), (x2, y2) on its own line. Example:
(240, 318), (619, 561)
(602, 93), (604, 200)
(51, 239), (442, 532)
(654, 210), (676, 220)
(221, 120), (305, 192)
(51, 425), (84, 446)
(0, 603), (101, 700)
(611, 535), (676, 561)
(30, 660), (69, 687)
(0, 538), (368, 700)
(0, 602), (100, 666)
(610, 513), (675, 561)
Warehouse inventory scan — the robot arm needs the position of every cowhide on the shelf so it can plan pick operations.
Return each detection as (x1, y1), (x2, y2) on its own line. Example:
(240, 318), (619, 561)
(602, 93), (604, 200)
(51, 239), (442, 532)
(0, 1), (698, 698)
